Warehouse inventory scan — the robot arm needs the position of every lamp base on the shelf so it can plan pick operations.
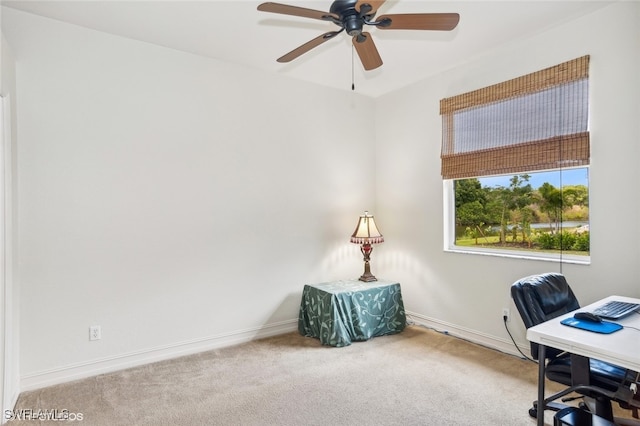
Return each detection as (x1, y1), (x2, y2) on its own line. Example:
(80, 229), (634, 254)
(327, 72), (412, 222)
(358, 261), (378, 283)
(358, 273), (378, 282)
(358, 257), (377, 282)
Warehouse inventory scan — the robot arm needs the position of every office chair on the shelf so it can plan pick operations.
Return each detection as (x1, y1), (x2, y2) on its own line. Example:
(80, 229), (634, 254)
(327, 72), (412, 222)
(510, 272), (638, 421)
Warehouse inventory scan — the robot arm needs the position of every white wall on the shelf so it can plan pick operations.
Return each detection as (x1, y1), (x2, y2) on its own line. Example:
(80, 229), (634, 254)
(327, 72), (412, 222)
(374, 2), (640, 352)
(2, 7), (376, 390)
(1, 26), (20, 414)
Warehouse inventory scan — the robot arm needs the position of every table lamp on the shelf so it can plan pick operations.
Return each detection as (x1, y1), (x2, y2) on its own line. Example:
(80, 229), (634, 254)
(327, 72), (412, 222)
(350, 211), (384, 282)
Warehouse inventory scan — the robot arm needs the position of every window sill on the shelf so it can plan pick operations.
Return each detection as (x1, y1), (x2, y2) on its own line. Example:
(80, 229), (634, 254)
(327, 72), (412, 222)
(445, 246), (590, 265)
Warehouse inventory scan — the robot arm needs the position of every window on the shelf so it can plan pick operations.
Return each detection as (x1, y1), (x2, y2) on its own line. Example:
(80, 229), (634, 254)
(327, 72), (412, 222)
(440, 56), (590, 262)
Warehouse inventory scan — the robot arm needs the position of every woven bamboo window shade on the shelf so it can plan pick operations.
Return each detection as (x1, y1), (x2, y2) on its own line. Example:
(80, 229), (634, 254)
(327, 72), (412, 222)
(440, 56), (590, 180)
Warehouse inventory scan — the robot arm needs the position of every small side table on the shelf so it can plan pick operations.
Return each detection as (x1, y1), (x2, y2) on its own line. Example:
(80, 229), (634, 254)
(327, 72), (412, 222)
(298, 279), (406, 347)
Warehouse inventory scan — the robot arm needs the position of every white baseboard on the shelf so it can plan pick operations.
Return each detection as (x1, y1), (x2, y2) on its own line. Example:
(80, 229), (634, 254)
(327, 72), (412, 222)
(2, 384), (20, 425)
(406, 310), (532, 359)
(20, 319), (298, 392)
(19, 314), (531, 394)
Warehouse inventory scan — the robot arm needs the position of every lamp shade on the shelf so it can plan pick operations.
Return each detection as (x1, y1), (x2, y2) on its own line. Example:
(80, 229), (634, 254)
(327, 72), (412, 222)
(350, 211), (384, 245)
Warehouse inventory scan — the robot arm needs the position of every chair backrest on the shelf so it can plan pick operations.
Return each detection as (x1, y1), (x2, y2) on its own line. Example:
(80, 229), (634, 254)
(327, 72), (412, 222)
(510, 272), (580, 360)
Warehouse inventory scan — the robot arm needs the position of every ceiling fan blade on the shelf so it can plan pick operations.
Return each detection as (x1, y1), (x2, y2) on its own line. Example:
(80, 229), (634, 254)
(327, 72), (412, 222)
(257, 2), (338, 21)
(355, 0), (386, 15)
(277, 31), (341, 63)
(377, 13), (460, 31)
(352, 32), (383, 71)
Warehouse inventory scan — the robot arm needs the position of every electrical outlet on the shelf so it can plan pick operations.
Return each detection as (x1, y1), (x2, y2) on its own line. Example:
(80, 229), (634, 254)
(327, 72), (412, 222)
(89, 325), (101, 341)
(502, 308), (511, 322)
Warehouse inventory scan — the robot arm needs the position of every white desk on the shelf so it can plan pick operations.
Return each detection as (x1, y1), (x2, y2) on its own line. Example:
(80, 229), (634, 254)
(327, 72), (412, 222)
(527, 295), (640, 426)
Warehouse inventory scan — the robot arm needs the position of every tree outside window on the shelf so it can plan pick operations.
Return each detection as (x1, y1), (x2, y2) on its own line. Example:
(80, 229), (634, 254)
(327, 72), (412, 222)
(454, 168), (589, 256)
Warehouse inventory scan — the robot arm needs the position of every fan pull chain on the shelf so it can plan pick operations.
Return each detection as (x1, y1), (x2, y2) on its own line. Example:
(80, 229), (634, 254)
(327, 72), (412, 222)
(351, 45), (355, 91)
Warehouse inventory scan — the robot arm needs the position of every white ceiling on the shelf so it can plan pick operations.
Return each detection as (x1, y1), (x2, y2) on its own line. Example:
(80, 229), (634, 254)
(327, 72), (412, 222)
(1, 0), (613, 97)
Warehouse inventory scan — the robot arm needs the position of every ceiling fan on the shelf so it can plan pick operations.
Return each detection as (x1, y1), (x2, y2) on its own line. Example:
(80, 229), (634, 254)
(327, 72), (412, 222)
(257, 0), (459, 71)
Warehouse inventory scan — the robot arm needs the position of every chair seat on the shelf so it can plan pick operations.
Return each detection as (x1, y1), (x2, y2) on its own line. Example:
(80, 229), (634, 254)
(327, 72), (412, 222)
(547, 355), (628, 392)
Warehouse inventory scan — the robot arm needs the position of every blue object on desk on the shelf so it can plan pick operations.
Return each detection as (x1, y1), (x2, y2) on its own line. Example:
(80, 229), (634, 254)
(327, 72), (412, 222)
(561, 317), (622, 334)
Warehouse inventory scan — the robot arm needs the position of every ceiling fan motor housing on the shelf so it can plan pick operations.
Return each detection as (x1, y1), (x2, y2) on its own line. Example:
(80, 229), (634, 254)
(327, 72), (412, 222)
(344, 15), (363, 35)
(330, 0), (367, 36)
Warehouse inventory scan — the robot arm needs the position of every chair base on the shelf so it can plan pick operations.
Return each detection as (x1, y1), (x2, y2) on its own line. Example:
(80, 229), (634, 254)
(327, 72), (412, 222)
(554, 407), (616, 426)
(530, 401), (571, 418)
(531, 383), (617, 421)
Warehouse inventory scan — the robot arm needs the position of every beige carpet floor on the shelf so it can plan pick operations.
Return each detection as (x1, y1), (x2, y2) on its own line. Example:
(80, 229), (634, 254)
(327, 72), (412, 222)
(7, 325), (634, 425)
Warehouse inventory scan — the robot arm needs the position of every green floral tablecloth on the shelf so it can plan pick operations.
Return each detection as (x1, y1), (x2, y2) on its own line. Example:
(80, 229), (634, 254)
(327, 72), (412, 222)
(298, 279), (406, 347)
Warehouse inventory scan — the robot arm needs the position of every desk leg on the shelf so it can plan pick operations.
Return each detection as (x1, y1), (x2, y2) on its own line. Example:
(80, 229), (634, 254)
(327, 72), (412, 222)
(537, 344), (546, 426)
